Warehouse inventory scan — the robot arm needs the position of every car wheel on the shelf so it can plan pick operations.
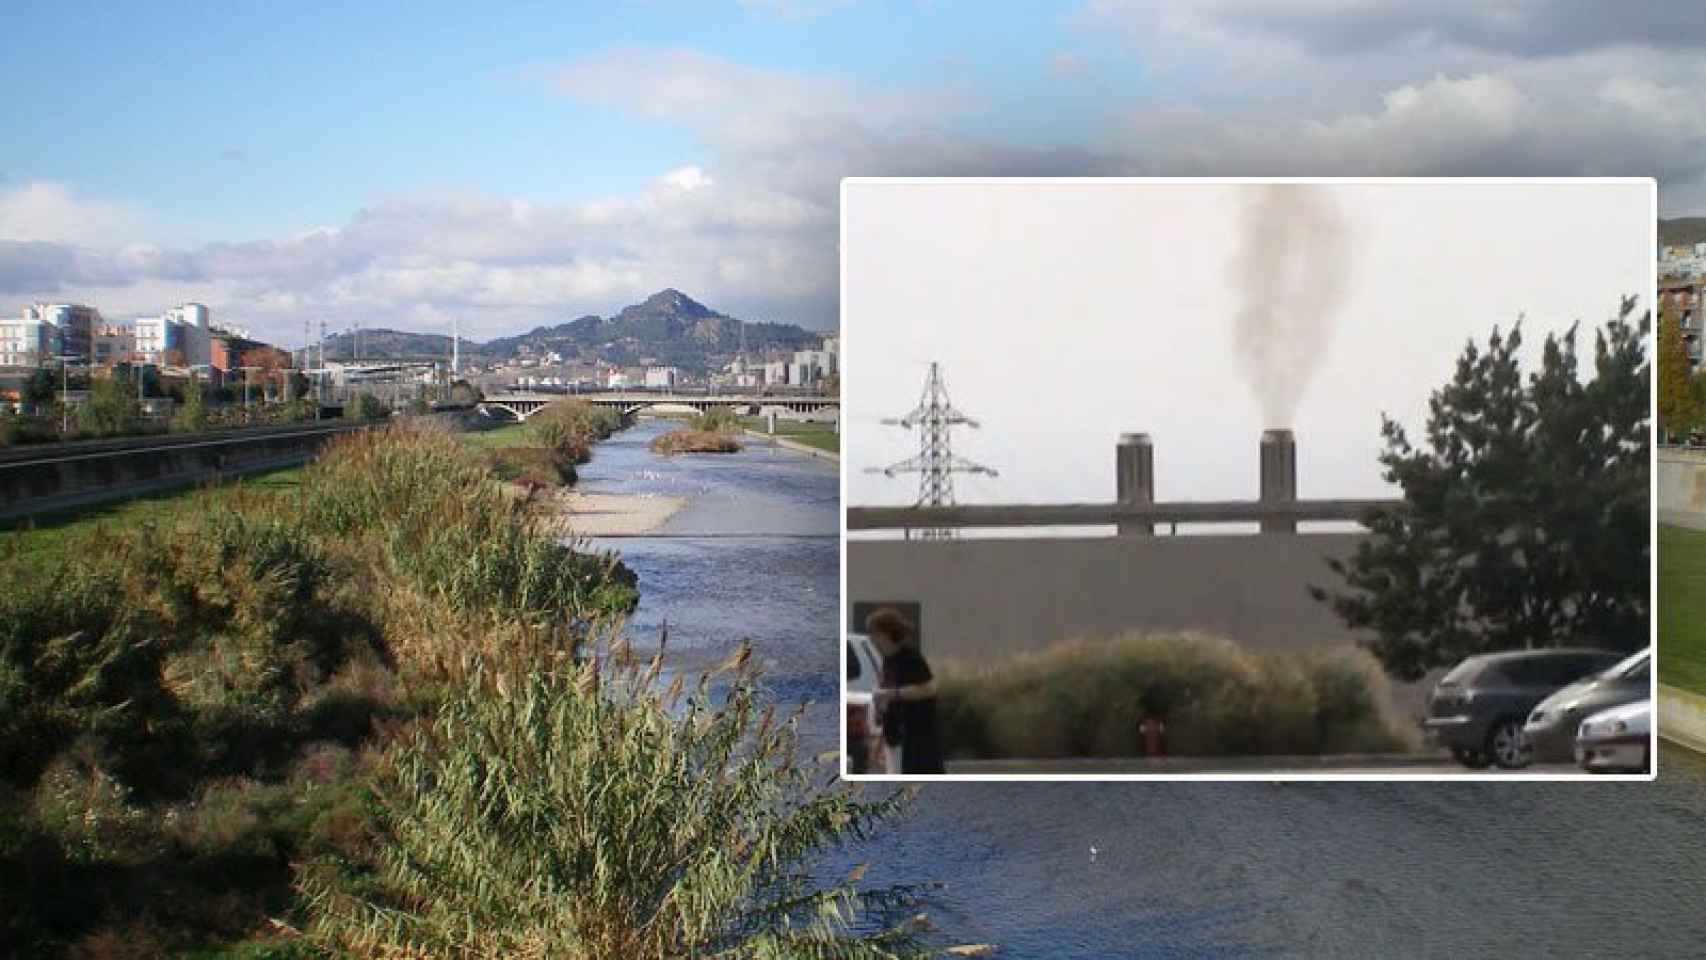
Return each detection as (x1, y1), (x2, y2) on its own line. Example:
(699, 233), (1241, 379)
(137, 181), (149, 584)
(1487, 719), (1530, 770)
(1452, 747), (1491, 769)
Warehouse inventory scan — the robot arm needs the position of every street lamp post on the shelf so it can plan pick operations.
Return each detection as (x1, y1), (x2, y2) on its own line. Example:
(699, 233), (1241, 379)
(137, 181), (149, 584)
(52, 355), (79, 436)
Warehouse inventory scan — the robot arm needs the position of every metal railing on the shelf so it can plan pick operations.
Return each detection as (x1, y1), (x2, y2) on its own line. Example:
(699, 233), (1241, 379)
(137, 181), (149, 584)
(846, 498), (1404, 532)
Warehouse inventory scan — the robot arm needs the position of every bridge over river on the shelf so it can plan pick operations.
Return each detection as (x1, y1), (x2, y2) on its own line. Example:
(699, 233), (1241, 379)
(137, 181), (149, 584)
(479, 391), (839, 421)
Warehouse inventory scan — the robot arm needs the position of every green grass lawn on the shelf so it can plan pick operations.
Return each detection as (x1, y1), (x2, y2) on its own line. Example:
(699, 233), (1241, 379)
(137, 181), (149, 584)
(2, 466), (307, 564)
(738, 417), (839, 453)
(1660, 524), (1706, 694)
(454, 421), (533, 449)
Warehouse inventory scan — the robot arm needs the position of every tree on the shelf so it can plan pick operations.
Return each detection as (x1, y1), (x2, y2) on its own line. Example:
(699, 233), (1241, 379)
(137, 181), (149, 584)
(1312, 298), (1650, 681)
(1658, 299), (1698, 442)
(173, 375), (206, 432)
(286, 370), (311, 402)
(450, 379), (482, 404)
(22, 368), (56, 405)
(346, 392), (387, 420)
(77, 373), (139, 437)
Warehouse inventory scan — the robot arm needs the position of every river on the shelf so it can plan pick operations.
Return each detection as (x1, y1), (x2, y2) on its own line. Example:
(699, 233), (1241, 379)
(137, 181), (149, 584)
(580, 419), (1706, 957)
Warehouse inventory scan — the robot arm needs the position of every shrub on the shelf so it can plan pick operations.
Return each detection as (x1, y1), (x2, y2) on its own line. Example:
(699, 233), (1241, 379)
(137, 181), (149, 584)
(530, 400), (624, 464)
(173, 377), (207, 433)
(935, 631), (1415, 759)
(650, 430), (742, 455)
(77, 375), (139, 438)
(345, 393), (388, 421)
(690, 405), (738, 432)
(301, 647), (923, 959)
(481, 445), (577, 488)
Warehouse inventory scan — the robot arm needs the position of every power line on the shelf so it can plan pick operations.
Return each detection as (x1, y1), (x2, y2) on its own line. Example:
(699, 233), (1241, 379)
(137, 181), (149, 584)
(865, 361), (997, 538)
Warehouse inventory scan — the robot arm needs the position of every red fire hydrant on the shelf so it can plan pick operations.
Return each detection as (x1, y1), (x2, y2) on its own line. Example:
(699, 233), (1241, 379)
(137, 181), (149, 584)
(1139, 716), (1167, 758)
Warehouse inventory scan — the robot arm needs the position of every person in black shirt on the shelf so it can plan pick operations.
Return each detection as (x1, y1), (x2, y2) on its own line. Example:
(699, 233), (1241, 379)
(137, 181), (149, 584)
(866, 607), (945, 775)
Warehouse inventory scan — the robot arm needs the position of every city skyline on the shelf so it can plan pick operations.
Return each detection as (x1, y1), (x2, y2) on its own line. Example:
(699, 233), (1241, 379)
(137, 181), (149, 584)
(4, 2), (1704, 350)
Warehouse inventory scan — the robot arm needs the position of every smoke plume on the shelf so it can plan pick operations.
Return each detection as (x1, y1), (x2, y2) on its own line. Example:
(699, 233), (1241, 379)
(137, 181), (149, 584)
(1231, 185), (1349, 428)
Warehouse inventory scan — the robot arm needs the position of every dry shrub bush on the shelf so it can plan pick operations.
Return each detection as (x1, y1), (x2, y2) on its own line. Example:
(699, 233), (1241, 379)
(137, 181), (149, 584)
(936, 631), (1416, 759)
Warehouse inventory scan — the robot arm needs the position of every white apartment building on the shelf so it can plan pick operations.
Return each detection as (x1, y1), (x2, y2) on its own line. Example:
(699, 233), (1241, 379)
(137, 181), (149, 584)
(18, 302), (100, 364)
(1, 314), (58, 366)
(134, 303), (213, 367)
(794, 349), (837, 377)
(644, 366), (679, 389)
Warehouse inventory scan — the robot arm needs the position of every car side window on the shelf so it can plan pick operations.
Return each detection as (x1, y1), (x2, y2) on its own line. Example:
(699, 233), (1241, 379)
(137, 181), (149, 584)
(1623, 658), (1650, 684)
(1551, 657), (1594, 684)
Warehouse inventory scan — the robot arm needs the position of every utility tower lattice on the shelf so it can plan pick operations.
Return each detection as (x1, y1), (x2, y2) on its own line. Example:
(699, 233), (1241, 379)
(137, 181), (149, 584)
(866, 362), (997, 537)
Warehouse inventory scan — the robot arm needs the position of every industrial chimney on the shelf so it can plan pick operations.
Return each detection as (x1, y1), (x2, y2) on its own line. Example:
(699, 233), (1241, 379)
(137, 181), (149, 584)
(1259, 429), (1296, 533)
(1116, 432), (1154, 536)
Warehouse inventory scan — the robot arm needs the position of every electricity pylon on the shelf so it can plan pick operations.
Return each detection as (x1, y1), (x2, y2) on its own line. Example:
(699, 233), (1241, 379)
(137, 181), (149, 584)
(866, 362), (997, 538)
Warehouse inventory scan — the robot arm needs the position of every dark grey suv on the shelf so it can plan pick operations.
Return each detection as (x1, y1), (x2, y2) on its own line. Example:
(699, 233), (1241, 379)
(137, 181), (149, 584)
(1423, 648), (1625, 769)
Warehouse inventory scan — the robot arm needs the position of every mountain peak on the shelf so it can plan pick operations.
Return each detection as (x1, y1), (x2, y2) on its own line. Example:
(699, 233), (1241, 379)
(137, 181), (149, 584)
(628, 288), (716, 319)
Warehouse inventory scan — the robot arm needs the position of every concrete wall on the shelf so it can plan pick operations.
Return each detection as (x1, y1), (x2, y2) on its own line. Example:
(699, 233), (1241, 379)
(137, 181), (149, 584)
(1660, 684), (1706, 756)
(847, 531), (1447, 715)
(848, 532), (1371, 659)
(0, 423), (366, 520)
(1659, 447), (1706, 530)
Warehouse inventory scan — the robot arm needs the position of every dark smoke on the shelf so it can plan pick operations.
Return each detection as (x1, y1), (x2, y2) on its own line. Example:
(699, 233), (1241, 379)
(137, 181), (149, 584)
(1231, 185), (1349, 428)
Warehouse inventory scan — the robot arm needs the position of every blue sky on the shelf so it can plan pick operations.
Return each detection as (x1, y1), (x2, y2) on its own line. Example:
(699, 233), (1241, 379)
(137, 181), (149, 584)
(2, 1), (1703, 344)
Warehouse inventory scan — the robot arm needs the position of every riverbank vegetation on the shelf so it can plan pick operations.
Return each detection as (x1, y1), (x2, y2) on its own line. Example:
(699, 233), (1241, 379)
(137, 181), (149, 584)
(1, 419), (914, 957)
(651, 407), (743, 455)
(1659, 524), (1706, 695)
(467, 400), (624, 489)
(935, 632), (1416, 760)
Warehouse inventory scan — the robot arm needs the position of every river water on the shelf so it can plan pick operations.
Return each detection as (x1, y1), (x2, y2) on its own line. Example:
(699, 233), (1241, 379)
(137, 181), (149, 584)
(580, 419), (1706, 957)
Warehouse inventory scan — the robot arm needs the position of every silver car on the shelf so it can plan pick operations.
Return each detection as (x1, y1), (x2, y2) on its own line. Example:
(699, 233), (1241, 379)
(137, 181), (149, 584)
(1575, 700), (1651, 774)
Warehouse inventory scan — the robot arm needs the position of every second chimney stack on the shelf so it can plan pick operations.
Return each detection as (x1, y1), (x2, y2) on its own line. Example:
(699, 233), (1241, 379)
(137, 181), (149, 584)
(1259, 429), (1297, 533)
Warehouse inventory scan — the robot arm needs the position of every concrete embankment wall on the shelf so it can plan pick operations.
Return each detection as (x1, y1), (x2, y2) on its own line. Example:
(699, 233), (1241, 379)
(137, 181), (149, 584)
(1660, 685), (1706, 755)
(1659, 447), (1706, 530)
(0, 423), (368, 520)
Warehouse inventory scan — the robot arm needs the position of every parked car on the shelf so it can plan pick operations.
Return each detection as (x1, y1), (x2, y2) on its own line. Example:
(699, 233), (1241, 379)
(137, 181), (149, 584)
(1523, 648), (1651, 763)
(845, 632), (888, 774)
(1575, 700), (1651, 774)
(1423, 648), (1625, 769)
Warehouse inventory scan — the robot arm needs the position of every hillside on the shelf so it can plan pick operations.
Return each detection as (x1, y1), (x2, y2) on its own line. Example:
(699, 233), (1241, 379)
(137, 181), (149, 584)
(321, 290), (824, 372)
(323, 328), (480, 362)
(479, 289), (823, 368)
(1660, 217), (1706, 250)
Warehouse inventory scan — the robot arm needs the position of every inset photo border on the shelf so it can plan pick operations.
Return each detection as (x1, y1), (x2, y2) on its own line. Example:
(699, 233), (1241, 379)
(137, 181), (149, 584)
(838, 176), (1658, 782)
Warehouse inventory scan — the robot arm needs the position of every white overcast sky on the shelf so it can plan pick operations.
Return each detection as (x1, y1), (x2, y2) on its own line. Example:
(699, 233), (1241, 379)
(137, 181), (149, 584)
(844, 179), (1652, 506)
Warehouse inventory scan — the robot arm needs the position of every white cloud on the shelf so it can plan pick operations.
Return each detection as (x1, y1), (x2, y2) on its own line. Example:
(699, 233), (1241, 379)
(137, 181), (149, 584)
(0, 182), (142, 245)
(662, 166), (714, 191)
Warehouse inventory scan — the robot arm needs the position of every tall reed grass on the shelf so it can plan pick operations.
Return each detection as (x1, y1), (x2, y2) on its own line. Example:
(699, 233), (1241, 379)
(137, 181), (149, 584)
(936, 632), (1416, 759)
(0, 418), (646, 955)
(296, 422), (638, 627)
(302, 644), (925, 959)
